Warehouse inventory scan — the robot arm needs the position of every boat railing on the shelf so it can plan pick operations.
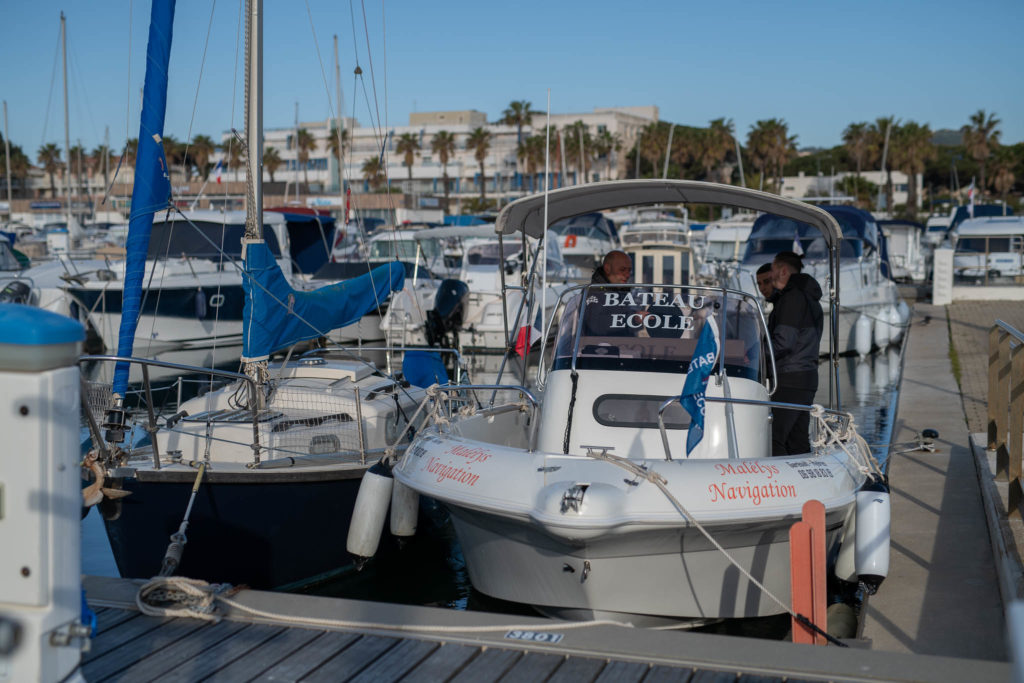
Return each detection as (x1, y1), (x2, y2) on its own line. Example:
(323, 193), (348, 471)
(79, 355), (260, 469)
(655, 395), (853, 461)
(987, 319), (1024, 518)
(429, 383), (540, 451)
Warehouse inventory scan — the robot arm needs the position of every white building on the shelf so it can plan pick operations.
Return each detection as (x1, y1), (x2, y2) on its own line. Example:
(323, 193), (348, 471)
(780, 170), (923, 210)
(221, 106), (659, 204)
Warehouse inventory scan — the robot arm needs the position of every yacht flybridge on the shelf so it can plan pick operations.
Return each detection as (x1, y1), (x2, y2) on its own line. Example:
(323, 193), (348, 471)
(372, 180), (889, 623)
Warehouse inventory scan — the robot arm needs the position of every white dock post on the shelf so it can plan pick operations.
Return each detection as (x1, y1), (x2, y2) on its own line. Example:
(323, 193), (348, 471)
(932, 246), (954, 306)
(0, 304), (87, 682)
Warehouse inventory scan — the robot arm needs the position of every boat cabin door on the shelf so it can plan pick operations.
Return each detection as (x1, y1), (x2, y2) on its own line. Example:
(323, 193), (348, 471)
(624, 246), (693, 286)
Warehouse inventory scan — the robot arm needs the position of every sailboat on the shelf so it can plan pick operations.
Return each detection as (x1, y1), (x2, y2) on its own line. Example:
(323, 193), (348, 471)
(377, 180), (890, 623)
(81, 0), (424, 589)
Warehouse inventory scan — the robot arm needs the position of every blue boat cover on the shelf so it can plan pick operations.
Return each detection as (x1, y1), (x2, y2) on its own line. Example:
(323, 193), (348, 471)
(402, 350), (448, 387)
(112, 0), (175, 398)
(749, 205), (877, 247)
(241, 241), (404, 361)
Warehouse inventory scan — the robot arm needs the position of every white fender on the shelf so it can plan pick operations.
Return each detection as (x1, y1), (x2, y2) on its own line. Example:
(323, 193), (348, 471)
(873, 309), (891, 348)
(887, 346), (901, 385)
(346, 459), (394, 561)
(390, 479), (419, 538)
(874, 352), (890, 390)
(855, 478), (890, 594)
(855, 315), (873, 358)
(855, 359), (872, 406)
(894, 300), (910, 340)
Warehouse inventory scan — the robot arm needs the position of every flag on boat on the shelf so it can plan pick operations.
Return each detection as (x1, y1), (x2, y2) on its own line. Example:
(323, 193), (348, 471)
(214, 159), (223, 184)
(680, 312), (720, 456)
(967, 179), (975, 217)
(792, 233), (804, 256)
(515, 308), (543, 357)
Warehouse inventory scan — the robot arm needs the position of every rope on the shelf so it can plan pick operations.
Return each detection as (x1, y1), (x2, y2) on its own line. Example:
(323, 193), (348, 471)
(135, 576), (631, 633)
(582, 448), (847, 647)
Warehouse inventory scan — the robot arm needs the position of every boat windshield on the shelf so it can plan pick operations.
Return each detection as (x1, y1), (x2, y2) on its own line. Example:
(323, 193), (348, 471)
(550, 285), (766, 381)
(704, 240), (740, 261)
(0, 241), (20, 271)
(368, 238), (440, 261)
(465, 241), (520, 266)
(742, 236), (861, 265)
(956, 237), (1011, 253)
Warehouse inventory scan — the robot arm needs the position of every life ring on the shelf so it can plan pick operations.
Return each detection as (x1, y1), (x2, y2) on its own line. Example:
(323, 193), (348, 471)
(564, 234), (577, 248)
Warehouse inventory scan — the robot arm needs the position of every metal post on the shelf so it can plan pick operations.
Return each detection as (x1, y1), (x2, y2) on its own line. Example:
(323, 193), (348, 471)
(3, 101), (11, 207)
(1010, 343), (1024, 517)
(354, 387), (365, 464)
(61, 13), (72, 230)
(140, 364), (162, 469)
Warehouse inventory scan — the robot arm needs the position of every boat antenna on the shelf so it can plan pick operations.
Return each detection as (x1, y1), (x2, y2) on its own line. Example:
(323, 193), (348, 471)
(734, 134), (746, 188)
(61, 12), (73, 238)
(662, 123), (674, 179)
(541, 89), (551, 349)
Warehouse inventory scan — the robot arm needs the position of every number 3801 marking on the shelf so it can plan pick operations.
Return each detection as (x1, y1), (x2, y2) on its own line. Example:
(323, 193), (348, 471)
(504, 630), (564, 643)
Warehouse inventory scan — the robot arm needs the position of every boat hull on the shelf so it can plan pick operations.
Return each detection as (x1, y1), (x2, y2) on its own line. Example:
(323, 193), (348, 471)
(447, 502), (847, 621)
(103, 467), (364, 589)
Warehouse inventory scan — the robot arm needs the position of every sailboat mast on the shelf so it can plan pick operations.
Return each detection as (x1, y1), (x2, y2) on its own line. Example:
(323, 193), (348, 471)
(3, 101), (11, 207)
(244, 0), (263, 240)
(61, 12), (72, 230)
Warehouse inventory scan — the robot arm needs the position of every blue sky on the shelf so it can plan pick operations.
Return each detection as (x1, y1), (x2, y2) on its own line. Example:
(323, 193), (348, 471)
(2, 0), (1021, 159)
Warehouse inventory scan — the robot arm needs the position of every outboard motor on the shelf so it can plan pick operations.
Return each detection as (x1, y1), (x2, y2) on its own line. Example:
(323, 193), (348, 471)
(424, 278), (469, 349)
(0, 280), (32, 305)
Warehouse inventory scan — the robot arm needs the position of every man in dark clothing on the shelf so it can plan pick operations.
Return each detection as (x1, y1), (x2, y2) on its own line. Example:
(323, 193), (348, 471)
(591, 250), (632, 284)
(767, 251), (823, 456)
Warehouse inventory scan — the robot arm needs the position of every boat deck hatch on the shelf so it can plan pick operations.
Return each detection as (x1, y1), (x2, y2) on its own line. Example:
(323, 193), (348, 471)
(182, 409), (285, 423)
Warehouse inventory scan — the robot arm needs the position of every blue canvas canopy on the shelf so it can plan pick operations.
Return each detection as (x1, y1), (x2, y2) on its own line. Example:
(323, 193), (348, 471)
(241, 241), (404, 361)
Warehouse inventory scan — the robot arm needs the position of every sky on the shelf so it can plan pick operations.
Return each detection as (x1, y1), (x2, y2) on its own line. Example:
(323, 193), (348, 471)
(1, 0), (1021, 160)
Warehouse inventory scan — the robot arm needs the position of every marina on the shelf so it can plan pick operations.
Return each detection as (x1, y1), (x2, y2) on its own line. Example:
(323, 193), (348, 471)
(2, 0), (1023, 681)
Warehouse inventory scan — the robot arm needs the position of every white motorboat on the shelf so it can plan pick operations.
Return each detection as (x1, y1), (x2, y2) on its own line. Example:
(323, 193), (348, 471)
(734, 205), (908, 356)
(548, 211), (619, 272)
(698, 212), (758, 283)
(381, 224), (579, 354)
(877, 219), (927, 283)
(374, 180), (888, 624)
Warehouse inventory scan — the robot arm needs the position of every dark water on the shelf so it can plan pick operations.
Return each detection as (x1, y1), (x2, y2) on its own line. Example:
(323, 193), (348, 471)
(81, 340), (904, 627)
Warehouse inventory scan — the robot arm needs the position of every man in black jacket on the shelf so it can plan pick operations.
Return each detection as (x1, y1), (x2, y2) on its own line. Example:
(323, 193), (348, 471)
(767, 251), (823, 456)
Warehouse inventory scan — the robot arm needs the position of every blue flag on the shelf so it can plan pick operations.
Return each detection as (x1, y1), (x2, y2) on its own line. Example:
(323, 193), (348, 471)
(681, 313), (720, 455)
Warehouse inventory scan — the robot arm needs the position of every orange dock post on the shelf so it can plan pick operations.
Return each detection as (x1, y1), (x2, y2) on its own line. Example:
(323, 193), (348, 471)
(790, 499), (827, 645)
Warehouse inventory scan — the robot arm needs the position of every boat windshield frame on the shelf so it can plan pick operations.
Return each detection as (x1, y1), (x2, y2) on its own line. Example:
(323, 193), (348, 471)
(539, 282), (776, 394)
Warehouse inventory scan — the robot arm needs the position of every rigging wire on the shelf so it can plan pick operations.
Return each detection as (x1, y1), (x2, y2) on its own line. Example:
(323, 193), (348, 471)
(41, 23), (62, 146)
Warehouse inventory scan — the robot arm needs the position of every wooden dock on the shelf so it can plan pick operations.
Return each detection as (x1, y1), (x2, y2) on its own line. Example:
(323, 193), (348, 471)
(82, 575), (1006, 682)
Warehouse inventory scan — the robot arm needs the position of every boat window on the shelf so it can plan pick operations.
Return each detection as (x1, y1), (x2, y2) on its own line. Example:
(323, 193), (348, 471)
(742, 239), (795, 265)
(465, 241), (520, 266)
(593, 394), (690, 430)
(0, 243), (20, 271)
(803, 237), (862, 260)
(662, 255), (675, 283)
(148, 220), (282, 260)
(368, 238), (418, 260)
(551, 285), (763, 381)
(704, 241), (737, 261)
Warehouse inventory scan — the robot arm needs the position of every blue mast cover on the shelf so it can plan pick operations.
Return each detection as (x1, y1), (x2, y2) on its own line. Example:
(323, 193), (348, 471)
(241, 242), (404, 361)
(112, 0), (174, 397)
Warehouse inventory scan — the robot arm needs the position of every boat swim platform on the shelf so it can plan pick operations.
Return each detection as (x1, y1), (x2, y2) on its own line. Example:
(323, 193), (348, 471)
(82, 575), (1004, 682)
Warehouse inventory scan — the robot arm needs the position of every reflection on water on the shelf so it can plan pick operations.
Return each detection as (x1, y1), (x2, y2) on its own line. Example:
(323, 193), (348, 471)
(82, 342), (904, 627)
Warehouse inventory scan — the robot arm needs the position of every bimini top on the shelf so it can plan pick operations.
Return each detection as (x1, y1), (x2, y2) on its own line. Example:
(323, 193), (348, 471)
(495, 180), (843, 248)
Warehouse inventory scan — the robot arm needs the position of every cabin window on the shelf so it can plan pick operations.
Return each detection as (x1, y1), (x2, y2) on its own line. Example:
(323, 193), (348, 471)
(642, 255), (655, 283)
(593, 394), (690, 430)
(662, 255), (676, 283)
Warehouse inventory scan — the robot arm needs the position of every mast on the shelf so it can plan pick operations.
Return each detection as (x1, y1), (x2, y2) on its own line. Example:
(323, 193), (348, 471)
(662, 124), (675, 179)
(3, 101), (11, 208)
(61, 12), (72, 231)
(242, 0), (265, 388)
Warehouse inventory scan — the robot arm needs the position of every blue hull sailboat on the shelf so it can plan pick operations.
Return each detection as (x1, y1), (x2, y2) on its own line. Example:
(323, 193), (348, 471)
(83, 0), (421, 589)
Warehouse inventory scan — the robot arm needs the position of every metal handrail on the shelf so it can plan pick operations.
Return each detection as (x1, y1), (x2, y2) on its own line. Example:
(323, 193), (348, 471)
(430, 383), (540, 452)
(656, 395), (851, 461)
(987, 320), (1024, 518)
(79, 354), (263, 461)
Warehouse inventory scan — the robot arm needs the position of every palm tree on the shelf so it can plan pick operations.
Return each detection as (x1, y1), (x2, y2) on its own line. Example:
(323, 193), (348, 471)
(670, 127), (699, 179)
(745, 124), (770, 190)
(592, 130), (620, 181)
(501, 100), (536, 146)
(990, 149), (1016, 207)
(1, 141), (30, 193)
(466, 127), (492, 200)
(700, 118), (735, 183)
(161, 135), (185, 170)
(747, 119), (795, 193)
(842, 122), (870, 178)
(637, 122), (668, 178)
(68, 143), (87, 196)
(361, 156), (385, 190)
(189, 134), (217, 180)
(562, 121), (592, 184)
(891, 121), (935, 218)
(327, 125), (349, 188)
(394, 132), (420, 184)
(961, 109), (1001, 199)
(37, 143), (62, 197)
(430, 130), (456, 208)
(264, 146), (282, 182)
(295, 128), (316, 190)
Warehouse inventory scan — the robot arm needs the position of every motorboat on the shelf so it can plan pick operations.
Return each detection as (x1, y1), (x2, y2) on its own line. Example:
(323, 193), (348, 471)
(619, 214), (696, 286)
(372, 180), (888, 624)
(734, 205), (908, 356)
(380, 224), (580, 355)
(877, 219), (926, 283)
(951, 215), (1024, 284)
(548, 211), (619, 272)
(698, 212), (758, 283)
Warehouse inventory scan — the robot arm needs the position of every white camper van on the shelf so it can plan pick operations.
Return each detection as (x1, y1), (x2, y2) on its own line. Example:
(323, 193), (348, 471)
(952, 216), (1024, 282)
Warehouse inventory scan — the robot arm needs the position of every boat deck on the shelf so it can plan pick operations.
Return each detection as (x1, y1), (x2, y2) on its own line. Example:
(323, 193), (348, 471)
(82, 575), (1003, 682)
